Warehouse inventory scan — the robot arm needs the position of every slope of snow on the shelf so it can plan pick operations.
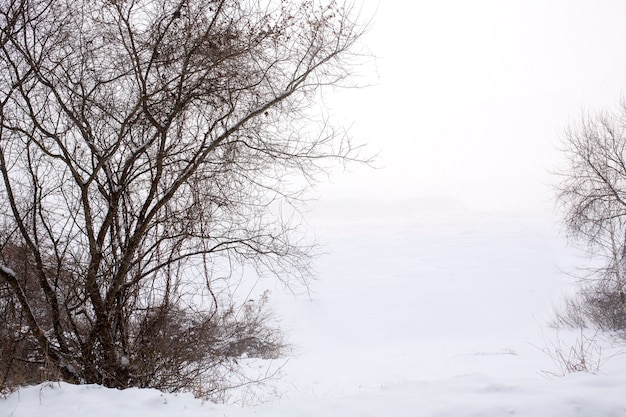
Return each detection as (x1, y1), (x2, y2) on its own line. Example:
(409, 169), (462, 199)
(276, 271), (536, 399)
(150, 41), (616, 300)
(4, 366), (626, 416)
(3, 201), (626, 416)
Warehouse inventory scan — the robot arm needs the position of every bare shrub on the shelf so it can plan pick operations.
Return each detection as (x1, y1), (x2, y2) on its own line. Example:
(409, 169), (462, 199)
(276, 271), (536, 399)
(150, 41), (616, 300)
(0, 241), (287, 401)
(540, 329), (604, 379)
(552, 285), (626, 332)
(551, 294), (589, 329)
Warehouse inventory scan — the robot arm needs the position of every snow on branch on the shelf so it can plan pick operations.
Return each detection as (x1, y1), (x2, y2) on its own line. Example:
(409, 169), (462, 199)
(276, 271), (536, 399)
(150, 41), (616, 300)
(0, 263), (16, 278)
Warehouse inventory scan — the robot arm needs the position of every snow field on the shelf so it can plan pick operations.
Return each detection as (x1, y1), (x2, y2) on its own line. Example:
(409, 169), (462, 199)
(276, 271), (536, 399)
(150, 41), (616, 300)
(4, 201), (626, 416)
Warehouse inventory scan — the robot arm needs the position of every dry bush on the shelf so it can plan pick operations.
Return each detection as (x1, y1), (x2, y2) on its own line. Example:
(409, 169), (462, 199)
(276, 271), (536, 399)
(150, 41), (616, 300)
(0, 241), (286, 401)
(540, 329), (604, 379)
(552, 285), (626, 333)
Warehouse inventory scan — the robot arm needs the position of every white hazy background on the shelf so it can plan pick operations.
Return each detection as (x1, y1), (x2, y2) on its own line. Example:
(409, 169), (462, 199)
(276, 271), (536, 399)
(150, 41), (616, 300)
(319, 0), (626, 211)
(262, 0), (626, 403)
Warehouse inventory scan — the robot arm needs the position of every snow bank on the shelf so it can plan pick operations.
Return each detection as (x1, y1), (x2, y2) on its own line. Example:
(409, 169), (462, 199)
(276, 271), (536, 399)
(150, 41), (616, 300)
(3, 371), (626, 417)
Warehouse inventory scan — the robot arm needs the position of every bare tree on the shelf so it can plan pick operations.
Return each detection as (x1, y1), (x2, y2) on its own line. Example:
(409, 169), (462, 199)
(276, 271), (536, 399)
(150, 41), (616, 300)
(0, 0), (365, 396)
(556, 103), (626, 330)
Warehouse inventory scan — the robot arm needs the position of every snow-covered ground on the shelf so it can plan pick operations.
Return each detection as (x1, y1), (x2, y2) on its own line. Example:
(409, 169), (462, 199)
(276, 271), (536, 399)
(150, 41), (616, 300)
(3, 200), (626, 416)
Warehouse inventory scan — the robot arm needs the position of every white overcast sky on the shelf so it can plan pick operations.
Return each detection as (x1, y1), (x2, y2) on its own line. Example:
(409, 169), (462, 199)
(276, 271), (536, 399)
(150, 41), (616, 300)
(317, 0), (626, 211)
